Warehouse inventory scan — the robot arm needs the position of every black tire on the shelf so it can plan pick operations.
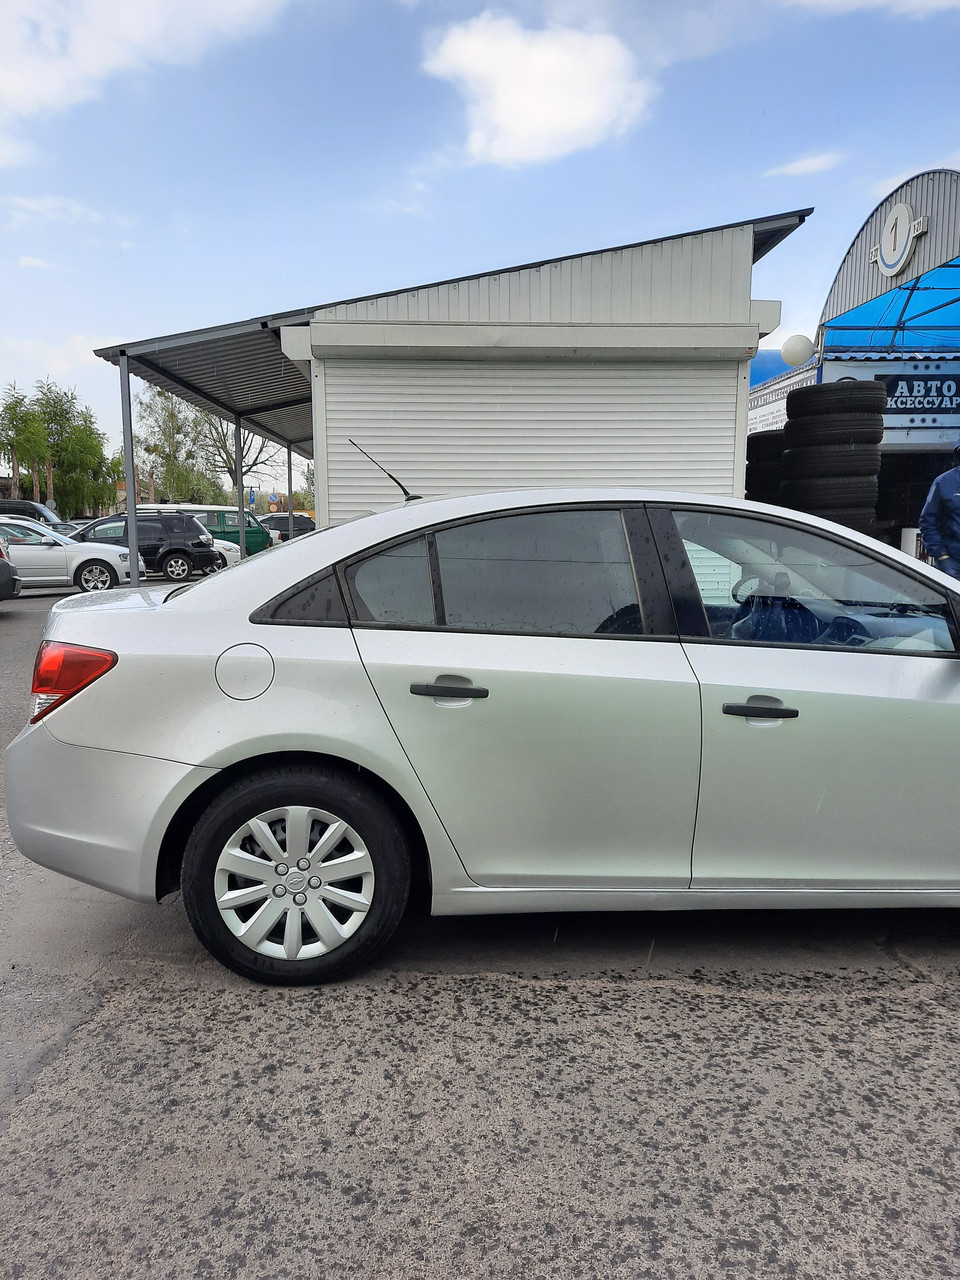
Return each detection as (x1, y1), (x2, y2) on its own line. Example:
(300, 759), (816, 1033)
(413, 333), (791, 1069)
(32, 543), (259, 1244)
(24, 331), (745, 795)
(160, 551), (193, 581)
(786, 381), (887, 418)
(781, 445), (881, 479)
(782, 419), (884, 448)
(745, 460), (782, 486)
(181, 766), (412, 985)
(746, 430), (785, 463)
(74, 559), (118, 592)
(780, 476), (879, 507)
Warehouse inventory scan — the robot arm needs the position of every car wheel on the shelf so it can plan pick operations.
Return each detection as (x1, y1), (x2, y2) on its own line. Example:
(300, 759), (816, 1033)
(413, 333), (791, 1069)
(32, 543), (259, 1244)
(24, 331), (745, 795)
(203, 554), (226, 574)
(161, 552), (193, 581)
(75, 560), (118, 592)
(181, 766), (412, 985)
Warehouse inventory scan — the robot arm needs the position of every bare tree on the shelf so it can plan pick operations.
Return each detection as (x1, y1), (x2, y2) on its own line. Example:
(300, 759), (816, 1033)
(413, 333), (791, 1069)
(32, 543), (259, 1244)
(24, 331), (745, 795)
(198, 413), (280, 488)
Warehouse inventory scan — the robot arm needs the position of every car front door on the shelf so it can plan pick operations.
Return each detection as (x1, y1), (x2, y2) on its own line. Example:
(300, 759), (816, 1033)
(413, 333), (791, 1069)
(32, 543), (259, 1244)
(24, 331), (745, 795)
(0, 524), (69, 584)
(346, 506), (702, 888)
(78, 517), (127, 551)
(650, 504), (960, 889)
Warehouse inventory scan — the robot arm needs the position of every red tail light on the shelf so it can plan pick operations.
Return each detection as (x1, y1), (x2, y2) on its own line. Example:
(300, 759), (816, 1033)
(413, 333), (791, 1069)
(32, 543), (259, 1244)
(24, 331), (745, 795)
(30, 641), (117, 723)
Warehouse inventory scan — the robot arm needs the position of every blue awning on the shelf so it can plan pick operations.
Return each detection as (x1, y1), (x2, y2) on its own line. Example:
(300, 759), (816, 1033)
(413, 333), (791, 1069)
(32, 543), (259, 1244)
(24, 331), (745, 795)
(823, 256), (960, 353)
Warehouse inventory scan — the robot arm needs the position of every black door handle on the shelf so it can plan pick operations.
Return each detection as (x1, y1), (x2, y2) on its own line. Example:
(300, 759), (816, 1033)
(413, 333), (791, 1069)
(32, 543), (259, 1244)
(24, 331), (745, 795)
(410, 683), (489, 699)
(723, 703), (798, 719)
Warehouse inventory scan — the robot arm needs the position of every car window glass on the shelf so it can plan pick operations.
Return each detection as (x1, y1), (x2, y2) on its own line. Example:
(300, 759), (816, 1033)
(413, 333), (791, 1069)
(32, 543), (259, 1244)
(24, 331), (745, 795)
(255, 570), (348, 626)
(0, 523), (43, 544)
(673, 508), (956, 653)
(135, 517), (163, 539)
(224, 512), (240, 528)
(434, 509), (641, 636)
(346, 537), (434, 625)
(88, 519), (125, 541)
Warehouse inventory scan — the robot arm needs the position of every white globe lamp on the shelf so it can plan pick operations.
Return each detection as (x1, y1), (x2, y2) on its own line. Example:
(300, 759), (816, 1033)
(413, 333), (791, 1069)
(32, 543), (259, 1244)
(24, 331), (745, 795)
(781, 334), (816, 367)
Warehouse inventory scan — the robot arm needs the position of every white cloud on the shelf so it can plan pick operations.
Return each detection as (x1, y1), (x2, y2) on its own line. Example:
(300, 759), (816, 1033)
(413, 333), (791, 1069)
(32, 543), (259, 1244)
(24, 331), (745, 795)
(18, 256), (52, 269)
(0, 333), (110, 379)
(422, 12), (655, 166)
(870, 152), (960, 196)
(1, 195), (104, 229)
(0, 0), (295, 168)
(766, 151), (844, 177)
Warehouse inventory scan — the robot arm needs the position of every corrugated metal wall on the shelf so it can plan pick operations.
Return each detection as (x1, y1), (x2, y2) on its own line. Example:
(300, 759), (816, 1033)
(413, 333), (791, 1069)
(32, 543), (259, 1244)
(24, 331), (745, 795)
(323, 360), (740, 520)
(314, 227), (754, 328)
(822, 170), (960, 322)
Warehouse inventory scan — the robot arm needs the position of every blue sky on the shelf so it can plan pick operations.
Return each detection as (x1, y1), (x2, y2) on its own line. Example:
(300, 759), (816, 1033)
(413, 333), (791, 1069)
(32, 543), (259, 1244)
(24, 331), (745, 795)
(2, 0), (959, 470)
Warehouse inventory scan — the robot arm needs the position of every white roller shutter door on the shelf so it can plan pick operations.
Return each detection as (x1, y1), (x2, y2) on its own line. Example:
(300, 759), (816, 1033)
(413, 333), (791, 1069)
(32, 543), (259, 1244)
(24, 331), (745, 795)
(322, 359), (740, 521)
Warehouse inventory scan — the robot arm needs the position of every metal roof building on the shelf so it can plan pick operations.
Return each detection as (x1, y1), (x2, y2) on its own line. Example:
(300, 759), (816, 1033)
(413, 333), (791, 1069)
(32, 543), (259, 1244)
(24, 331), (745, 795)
(96, 208), (810, 548)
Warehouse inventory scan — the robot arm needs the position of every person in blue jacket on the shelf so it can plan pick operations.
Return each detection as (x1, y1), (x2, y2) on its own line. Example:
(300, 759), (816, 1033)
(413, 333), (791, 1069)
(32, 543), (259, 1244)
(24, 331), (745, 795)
(919, 445), (960, 578)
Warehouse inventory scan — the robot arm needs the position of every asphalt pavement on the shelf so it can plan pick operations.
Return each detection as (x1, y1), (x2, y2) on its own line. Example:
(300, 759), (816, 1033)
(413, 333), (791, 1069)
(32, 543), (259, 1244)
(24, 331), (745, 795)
(2, 588), (960, 1279)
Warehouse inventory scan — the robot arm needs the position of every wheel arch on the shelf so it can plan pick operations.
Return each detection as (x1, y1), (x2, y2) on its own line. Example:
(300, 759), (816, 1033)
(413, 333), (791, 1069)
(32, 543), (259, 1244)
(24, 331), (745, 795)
(156, 749), (432, 905)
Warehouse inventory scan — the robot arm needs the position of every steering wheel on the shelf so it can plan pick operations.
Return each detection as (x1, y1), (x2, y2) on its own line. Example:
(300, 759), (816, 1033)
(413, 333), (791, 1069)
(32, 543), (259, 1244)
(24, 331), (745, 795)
(732, 571), (777, 605)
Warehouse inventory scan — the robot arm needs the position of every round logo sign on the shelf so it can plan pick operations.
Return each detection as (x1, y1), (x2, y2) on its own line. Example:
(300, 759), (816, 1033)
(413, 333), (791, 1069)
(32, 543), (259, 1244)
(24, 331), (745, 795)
(876, 202), (920, 278)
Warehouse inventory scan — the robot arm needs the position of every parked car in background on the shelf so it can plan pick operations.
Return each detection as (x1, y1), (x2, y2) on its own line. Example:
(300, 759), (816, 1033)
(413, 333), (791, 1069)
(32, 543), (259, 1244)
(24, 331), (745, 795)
(206, 538), (242, 572)
(0, 499), (60, 525)
(51, 521), (86, 537)
(0, 535), (22, 603)
(260, 512), (316, 543)
(139, 505), (271, 555)
(72, 510), (217, 580)
(9, 486), (960, 988)
(0, 516), (144, 591)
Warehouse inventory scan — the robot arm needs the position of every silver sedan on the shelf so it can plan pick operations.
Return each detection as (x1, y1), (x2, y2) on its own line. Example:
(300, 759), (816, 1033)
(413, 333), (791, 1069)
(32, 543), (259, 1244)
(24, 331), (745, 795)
(5, 487), (960, 985)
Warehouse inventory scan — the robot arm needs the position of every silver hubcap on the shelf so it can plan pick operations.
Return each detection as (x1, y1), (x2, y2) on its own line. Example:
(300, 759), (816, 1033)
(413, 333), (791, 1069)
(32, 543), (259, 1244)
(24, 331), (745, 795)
(213, 805), (375, 961)
(80, 564), (111, 591)
(166, 557), (189, 579)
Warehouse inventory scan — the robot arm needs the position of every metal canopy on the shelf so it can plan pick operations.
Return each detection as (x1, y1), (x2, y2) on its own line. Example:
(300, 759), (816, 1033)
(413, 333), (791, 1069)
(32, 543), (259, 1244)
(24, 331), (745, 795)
(95, 208), (812, 459)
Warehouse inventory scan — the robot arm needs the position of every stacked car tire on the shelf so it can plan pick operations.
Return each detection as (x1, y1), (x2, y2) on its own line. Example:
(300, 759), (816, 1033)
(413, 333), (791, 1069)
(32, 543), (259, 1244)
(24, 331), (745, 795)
(776, 381), (886, 533)
(744, 429), (785, 505)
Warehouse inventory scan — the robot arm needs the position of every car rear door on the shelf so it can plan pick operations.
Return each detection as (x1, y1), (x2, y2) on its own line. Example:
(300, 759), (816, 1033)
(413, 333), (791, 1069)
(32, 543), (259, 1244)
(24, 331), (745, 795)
(649, 503), (960, 889)
(346, 505), (702, 889)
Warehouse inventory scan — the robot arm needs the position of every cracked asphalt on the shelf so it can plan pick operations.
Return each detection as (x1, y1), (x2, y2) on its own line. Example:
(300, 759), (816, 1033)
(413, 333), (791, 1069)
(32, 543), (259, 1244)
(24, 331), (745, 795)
(3, 590), (960, 1279)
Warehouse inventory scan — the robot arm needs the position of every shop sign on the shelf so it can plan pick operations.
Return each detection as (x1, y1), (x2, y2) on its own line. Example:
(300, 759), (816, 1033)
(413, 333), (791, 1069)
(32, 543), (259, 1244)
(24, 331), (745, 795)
(868, 203), (929, 278)
(880, 374), (960, 414)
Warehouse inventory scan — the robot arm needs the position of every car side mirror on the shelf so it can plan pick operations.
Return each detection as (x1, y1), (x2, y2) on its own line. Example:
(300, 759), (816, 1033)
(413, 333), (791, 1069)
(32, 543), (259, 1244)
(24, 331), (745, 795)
(40, 538), (58, 547)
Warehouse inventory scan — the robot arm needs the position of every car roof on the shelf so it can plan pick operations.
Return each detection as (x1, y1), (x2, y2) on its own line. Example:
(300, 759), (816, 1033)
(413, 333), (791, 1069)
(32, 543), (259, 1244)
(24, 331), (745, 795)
(159, 485), (944, 615)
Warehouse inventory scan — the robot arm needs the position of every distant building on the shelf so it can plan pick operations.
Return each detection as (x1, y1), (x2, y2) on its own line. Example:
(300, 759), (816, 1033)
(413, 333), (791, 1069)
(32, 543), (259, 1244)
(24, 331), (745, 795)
(749, 169), (960, 539)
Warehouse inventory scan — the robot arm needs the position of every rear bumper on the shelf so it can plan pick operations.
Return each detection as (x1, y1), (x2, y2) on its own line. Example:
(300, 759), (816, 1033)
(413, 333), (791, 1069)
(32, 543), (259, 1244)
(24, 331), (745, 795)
(4, 721), (218, 902)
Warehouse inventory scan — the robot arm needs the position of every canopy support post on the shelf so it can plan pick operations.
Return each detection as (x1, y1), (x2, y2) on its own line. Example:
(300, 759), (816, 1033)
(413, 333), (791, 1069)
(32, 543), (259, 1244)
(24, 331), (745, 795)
(235, 414), (246, 558)
(287, 444), (294, 541)
(118, 353), (140, 587)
